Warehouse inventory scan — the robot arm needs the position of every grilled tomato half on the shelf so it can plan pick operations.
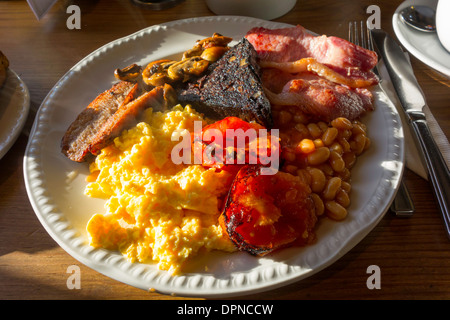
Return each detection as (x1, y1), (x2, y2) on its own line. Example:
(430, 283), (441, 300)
(219, 165), (317, 256)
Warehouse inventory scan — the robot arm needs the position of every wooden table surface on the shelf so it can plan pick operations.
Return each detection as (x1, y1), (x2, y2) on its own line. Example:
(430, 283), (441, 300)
(1, 0), (449, 301)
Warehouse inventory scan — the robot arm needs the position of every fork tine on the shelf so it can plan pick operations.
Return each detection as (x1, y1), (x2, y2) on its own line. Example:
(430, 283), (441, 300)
(348, 21), (353, 44)
(348, 20), (371, 50)
(348, 21), (359, 46)
(360, 21), (367, 49)
(367, 27), (375, 52)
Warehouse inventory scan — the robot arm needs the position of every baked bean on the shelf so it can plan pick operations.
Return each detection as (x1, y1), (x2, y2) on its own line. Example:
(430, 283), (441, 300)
(288, 128), (303, 144)
(338, 129), (352, 140)
(278, 110), (292, 125)
(318, 121), (329, 132)
(317, 163), (334, 177)
(338, 138), (351, 153)
(307, 123), (322, 139)
(363, 136), (371, 151)
(294, 123), (309, 138)
(322, 127), (338, 146)
(313, 139), (324, 148)
(349, 141), (357, 154)
(311, 193), (325, 216)
(331, 117), (353, 130)
(329, 142), (344, 155)
(322, 177), (342, 200)
(307, 147), (330, 165)
(329, 150), (345, 172)
(341, 181), (352, 193)
(354, 120), (367, 131)
(296, 169), (312, 186)
(325, 200), (348, 220)
(307, 167), (326, 193)
(338, 167), (351, 181)
(352, 122), (366, 135)
(352, 133), (367, 155)
(283, 149), (296, 162)
(294, 113), (309, 124)
(342, 152), (356, 169)
(336, 188), (351, 207)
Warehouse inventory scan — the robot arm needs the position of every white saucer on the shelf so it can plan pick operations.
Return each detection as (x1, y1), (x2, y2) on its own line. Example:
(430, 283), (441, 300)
(393, 0), (450, 77)
(0, 68), (30, 159)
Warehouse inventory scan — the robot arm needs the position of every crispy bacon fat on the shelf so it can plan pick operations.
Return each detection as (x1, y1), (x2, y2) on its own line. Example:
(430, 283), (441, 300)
(61, 81), (138, 162)
(219, 165), (316, 256)
(259, 58), (378, 88)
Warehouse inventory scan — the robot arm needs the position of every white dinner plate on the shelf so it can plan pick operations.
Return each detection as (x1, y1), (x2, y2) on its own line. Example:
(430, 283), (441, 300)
(393, 0), (450, 78)
(0, 68), (30, 160)
(23, 16), (404, 298)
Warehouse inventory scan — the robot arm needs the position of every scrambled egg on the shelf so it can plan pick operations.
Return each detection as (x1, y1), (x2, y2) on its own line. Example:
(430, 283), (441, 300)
(85, 105), (237, 275)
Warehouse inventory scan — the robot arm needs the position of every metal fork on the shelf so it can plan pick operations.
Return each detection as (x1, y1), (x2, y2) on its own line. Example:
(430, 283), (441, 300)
(349, 21), (415, 217)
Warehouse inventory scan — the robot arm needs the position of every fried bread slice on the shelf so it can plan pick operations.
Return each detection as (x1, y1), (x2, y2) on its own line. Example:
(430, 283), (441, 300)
(61, 81), (139, 162)
(61, 82), (174, 162)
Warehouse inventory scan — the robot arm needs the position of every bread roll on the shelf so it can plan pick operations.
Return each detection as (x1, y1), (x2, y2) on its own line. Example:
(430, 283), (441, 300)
(0, 51), (9, 88)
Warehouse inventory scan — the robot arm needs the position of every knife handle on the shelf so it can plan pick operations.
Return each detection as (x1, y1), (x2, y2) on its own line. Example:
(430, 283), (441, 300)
(411, 117), (450, 239)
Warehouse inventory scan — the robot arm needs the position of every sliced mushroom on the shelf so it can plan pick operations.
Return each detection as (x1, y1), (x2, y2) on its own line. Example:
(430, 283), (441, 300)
(142, 59), (177, 87)
(182, 33), (232, 60)
(142, 34), (232, 87)
(167, 56), (210, 82)
(200, 46), (229, 62)
(114, 63), (142, 81)
(197, 33), (233, 48)
(182, 44), (203, 60)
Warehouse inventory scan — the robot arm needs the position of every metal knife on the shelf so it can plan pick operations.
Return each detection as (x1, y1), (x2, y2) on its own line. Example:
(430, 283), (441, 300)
(371, 29), (450, 239)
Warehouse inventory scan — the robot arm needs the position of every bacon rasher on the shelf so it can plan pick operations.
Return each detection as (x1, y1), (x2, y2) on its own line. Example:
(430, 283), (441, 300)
(259, 58), (378, 88)
(264, 75), (374, 122)
(245, 25), (379, 121)
(245, 25), (378, 71)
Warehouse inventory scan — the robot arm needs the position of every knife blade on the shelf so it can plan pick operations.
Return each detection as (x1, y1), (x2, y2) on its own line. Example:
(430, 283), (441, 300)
(371, 29), (450, 239)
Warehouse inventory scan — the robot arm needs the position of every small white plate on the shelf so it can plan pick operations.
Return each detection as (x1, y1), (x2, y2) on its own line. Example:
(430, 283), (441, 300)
(393, 0), (450, 77)
(206, 0), (297, 21)
(0, 68), (30, 159)
(24, 16), (404, 298)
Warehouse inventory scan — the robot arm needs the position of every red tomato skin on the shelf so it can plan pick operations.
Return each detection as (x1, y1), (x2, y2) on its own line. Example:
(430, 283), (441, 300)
(219, 165), (316, 256)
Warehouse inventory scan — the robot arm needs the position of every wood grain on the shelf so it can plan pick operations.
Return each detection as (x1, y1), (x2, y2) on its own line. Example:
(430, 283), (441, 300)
(1, 0), (449, 300)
